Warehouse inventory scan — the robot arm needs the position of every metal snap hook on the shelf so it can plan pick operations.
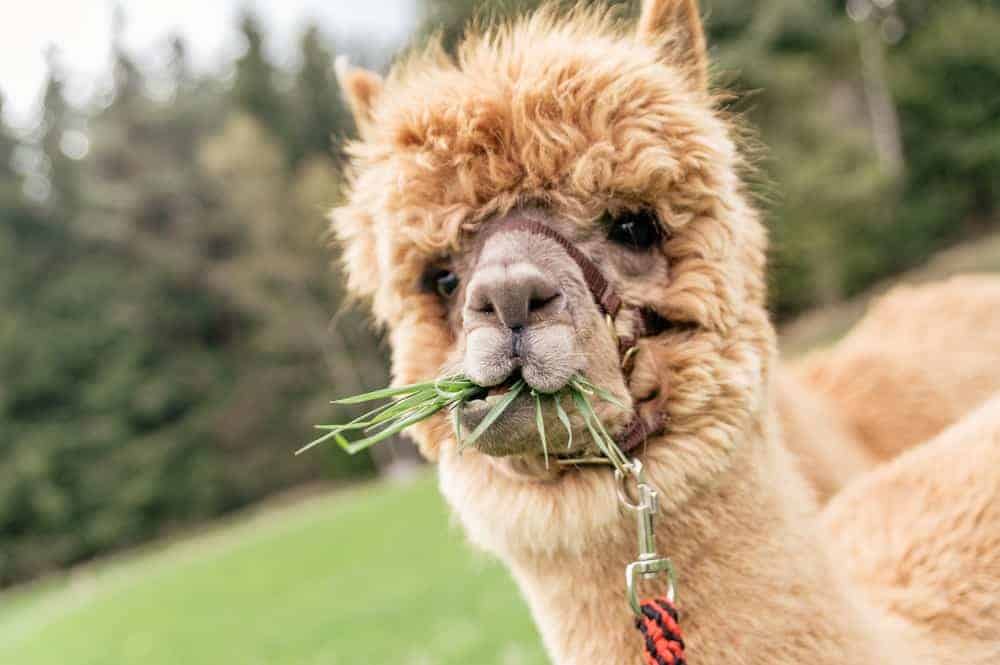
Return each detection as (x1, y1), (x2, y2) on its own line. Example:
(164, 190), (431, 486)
(616, 459), (677, 617)
(626, 557), (677, 617)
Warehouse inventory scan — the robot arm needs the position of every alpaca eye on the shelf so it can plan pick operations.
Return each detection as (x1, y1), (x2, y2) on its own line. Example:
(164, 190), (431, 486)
(433, 270), (460, 298)
(606, 210), (661, 250)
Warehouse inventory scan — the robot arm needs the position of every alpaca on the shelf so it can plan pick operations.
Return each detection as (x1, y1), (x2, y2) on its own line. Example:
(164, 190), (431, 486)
(330, 1), (1000, 662)
(794, 275), (1000, 463)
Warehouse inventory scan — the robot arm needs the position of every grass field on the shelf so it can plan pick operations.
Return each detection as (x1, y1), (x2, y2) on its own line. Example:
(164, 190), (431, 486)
(0, 473), (547, 665)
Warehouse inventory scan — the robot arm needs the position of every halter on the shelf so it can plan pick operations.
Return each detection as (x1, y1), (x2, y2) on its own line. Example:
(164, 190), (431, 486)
(476, 214), (669, 455)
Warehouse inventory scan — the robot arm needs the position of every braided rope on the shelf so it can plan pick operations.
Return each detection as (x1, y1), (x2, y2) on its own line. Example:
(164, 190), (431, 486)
(635, 597), (687, 665)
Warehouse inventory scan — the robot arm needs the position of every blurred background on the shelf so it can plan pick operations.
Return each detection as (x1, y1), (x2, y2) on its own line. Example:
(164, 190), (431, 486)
(0, 1), (998, 663)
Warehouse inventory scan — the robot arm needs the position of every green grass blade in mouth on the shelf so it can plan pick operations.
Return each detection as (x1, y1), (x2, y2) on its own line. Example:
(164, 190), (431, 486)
(533, 390), (549, 469)
(339, 402), (445, 454)
(295, 428), (344, 456)
(434, 376), (482, 401)
(330, 378), (463, 404)
(310, 379), (485, 455)
(571, 389), (629, 474)
(359, 390), (437, 432)
(309, 373), (631, 471)
(324, 390), (433, 435)
(571, 376), (628, 410)
(451, 402), (463, 448)
(554, 393), (574, 450)
(460, 379), (525, 450)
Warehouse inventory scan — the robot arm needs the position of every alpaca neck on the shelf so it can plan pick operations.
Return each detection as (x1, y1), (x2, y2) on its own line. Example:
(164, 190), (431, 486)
(505, 413), (889, 665)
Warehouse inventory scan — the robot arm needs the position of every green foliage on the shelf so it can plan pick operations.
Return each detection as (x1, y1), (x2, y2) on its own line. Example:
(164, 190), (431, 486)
(0, 95), (23, 205)
(290, 23), (352, 165)
(35, 52), (80, 221)
(232, 11), (288, 149)
(885, 4), (1000, 279)
(0, 14), (385, 587)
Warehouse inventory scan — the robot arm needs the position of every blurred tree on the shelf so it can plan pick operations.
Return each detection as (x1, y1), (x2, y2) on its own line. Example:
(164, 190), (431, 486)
(199, 113), (387, 480)
(37, 49), (80, 220)
(0, 95), (21, 200)
(705, 0), (898, 314)
(111, 5), (143, 110)
(168, 33), (194, 92)
(421, 0), (636, 50)
(0, 15), (396, 583)
(233, 11), (288, 148)
(885, 3), (1000, 276)
(290, 23), (352, 165)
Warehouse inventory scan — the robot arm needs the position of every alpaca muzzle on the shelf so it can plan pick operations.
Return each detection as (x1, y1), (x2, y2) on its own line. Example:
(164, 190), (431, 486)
(459, 211), (668, 457)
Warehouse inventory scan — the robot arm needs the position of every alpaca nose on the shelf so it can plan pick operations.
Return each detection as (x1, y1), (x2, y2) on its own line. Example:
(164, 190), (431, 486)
(466, 262), (562, 331)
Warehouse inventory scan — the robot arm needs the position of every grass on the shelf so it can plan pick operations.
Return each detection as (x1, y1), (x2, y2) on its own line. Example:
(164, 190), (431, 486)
(305, 372), (632, 474)
(0, 474), (547, 665)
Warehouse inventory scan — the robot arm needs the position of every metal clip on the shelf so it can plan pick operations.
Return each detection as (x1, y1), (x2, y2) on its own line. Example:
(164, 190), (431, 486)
(616, 460), (676, 617)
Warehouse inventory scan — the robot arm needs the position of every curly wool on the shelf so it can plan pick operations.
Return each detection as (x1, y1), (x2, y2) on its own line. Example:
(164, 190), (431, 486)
(333, 6), (760, 459)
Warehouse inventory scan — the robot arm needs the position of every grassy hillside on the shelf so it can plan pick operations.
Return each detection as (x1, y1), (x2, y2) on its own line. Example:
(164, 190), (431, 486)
(0, 474), (547, 665)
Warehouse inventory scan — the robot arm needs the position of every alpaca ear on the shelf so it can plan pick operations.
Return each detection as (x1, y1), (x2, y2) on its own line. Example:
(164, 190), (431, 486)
(335, 55), (383, 136)
(636, 0), (709, 93)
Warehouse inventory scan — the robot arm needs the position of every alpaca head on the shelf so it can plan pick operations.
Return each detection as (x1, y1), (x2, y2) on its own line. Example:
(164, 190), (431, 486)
(332, 0), (774, 553)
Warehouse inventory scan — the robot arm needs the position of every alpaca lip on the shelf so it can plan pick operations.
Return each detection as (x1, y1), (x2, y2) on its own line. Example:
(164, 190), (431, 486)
(486, 373), (521, 397)
(458, 385), (618, 459)
(457, 389), (538, 456)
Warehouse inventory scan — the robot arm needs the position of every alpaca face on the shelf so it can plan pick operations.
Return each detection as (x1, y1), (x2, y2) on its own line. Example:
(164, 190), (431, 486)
(438, 206), (657, 459)
(333, 4), (775, 540)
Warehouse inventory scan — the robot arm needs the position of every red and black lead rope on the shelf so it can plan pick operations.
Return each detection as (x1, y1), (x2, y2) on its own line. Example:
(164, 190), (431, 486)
(636, 597), (687, 665)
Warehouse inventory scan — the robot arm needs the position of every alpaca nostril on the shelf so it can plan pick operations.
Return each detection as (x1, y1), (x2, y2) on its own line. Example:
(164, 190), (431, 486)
(465, 262), (562, 329)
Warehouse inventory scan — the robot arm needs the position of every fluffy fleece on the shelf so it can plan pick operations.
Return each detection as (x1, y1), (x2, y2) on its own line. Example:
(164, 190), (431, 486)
(795, 274), (1000, 462)
(822, 392), (1000, 664)
(330, 1), (1000, 662)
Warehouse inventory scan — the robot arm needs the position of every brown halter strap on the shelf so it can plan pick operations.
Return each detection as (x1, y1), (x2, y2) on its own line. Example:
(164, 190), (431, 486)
(486, 217), (624, 318)
(477, 215), (668, 454)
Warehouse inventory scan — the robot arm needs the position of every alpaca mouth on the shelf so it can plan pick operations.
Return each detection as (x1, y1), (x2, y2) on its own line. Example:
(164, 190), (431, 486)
(485, 372), (522, 397)
(457, 369), (630, 461)
(458, 369), (575, 457)
(458, 387), (538, 456)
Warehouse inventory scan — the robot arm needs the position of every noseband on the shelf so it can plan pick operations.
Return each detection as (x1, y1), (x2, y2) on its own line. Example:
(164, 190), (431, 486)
(476, 215), (669, 455)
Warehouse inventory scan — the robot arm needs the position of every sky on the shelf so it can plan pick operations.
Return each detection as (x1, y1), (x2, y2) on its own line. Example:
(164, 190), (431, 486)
(0, 0), (417, 129)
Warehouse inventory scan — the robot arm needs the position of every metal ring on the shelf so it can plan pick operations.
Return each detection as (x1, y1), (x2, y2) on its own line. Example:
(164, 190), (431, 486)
(626, 558), (676, 617)
(614, 459), (646, 510)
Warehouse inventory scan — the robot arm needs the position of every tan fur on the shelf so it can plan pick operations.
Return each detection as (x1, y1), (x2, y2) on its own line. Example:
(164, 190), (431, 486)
(635, 0), (709, 93)
(796, 275), (1000, 462)
(330, 2), (1000, 662)
(773, 367), (876, 503)
(334, 55), (384, 137)
(822, 393), (1000, 663)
